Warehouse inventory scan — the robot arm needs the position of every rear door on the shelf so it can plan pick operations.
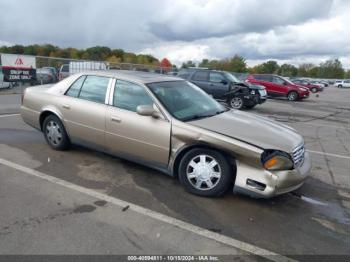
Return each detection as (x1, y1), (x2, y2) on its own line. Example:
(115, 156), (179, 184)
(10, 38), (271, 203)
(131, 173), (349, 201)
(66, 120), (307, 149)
(208, 72), (229, 99)
(61, 75), (111, 149)
(190, 71), (210, 92)
(253, 75), (274, 94)
(105, 79), (171, 168)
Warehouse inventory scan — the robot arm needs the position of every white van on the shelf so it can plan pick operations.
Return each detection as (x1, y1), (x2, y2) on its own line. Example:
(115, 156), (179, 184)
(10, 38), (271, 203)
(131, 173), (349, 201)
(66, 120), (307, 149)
(59, 61), (108, 81)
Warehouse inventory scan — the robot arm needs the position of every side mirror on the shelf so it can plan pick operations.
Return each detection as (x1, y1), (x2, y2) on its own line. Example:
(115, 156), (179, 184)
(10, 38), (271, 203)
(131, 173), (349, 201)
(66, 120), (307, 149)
(136, 105), (161, 119)
(221, 80), (228, 85)
(283, 82), (288, 85)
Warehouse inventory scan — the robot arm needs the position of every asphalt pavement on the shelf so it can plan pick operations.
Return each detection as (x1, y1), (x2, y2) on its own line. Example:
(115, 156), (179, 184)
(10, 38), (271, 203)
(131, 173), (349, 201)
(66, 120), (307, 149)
(0, 86), (349, 260)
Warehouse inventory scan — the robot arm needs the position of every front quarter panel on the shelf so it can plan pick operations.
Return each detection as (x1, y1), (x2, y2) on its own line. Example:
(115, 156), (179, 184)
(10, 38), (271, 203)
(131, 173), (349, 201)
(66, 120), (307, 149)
(169, 119), (264, 174)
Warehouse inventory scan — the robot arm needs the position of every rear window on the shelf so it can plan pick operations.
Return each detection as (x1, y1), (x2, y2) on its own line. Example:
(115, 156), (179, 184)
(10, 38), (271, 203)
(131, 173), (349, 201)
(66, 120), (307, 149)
(192, 71), (208, 81)
(78, 75), (110, 104)
(177, 70), (191, 79)
(253, 75), (271, 82)
(66, 76), (86, 98)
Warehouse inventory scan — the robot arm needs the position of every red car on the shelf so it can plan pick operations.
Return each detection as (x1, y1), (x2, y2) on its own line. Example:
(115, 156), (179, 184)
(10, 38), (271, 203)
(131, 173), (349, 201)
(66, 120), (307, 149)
(290, 79), (323, 93)
(246, 74), (309, 101)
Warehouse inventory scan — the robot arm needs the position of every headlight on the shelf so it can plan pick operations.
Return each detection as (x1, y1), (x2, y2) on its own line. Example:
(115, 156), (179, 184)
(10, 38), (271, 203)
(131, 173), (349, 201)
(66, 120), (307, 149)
(299, 87), (306, 91)
(261, 150), (294, 171)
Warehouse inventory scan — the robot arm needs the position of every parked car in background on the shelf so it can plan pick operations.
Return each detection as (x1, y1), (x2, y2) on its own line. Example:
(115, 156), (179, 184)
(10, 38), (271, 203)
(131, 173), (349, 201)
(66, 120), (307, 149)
(21, 70), (311, 198)
(310, 80), (328, 88)
(246, 74), (309, 101)
(291, 79), (323, 93)
(178, 68), (266, 109)
(334, 80), (350, 88)
(320, 81), (329, 87)
(43, 67), (59, 82)
(166, 71), (178, 76)
(31, 68), (56, 85)
(59, 64), (70, 81)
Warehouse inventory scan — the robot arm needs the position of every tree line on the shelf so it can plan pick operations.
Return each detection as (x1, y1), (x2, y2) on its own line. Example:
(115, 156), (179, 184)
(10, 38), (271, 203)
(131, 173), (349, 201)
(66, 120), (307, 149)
(183, 55), (350, 79)
(0, 44), (160, 66)
(1, 45), (349, 79)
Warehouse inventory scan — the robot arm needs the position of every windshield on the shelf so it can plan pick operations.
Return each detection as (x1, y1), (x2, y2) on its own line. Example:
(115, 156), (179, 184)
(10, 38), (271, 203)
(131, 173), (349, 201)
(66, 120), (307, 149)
(224, 72), (240, 83)
(147, 81), (228, 122)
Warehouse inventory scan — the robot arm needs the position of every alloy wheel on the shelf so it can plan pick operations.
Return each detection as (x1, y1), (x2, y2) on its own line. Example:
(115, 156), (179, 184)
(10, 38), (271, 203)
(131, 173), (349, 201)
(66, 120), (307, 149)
(186, 154), (221, 191)
(230, 97), (243, 109)
(46, 120), (62, 146)
(288, 92), (298, 101)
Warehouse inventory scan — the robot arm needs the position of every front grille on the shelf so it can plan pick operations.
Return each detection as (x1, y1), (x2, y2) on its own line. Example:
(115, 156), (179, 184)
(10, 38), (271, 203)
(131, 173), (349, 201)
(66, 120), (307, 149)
(292, 144), (305, 168)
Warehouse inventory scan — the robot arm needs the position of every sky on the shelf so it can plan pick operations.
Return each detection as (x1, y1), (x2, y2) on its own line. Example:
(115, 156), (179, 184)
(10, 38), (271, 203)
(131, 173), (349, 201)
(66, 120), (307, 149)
(0, 0), (349, 68)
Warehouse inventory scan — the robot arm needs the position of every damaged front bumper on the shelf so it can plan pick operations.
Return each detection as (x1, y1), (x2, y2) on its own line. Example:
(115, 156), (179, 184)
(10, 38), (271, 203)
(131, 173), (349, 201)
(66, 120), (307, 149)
(233, 152), (312, 198)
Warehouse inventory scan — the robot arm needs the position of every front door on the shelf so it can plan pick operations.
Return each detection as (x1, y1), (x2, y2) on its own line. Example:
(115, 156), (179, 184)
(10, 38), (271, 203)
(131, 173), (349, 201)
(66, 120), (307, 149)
(105, 79), (171, 168)
(271, 76), (289, 96)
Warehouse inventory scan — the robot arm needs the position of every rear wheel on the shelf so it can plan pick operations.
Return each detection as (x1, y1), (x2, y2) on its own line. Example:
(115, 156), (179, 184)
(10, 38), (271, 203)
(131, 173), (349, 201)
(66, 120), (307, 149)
(287, 91), (299, 101)
(228, 96), (243, 109)
(338, 85), (342, 88)
(43, 115), (70, 150)
(178, 148), (233, 197)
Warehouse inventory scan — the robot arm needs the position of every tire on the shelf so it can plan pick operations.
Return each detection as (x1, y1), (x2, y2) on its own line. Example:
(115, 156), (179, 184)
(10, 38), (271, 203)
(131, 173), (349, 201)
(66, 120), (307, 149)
(43, 115), (70, 150)
(311, 87), (317, 93)
(338, 85), (342, 88)
(287, 91), (299, 101)
(178, 148), (233, 197)
(228, 96), (243, 109)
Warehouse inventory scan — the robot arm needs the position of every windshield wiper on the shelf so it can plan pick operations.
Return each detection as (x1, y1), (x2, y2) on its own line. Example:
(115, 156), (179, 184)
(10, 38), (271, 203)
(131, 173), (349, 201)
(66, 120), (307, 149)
(183, 114), (214, 122)
(183, 109), (229, 122)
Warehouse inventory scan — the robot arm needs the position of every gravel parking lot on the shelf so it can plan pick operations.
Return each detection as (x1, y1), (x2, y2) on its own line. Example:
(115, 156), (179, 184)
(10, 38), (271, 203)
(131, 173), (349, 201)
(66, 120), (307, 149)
(0, 86), (349, 260)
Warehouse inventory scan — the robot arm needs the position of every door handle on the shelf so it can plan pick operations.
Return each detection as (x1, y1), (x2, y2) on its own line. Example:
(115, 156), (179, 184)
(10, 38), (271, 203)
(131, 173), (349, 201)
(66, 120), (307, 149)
(111, 116), (121, 123)
(62, 104), (70, 109)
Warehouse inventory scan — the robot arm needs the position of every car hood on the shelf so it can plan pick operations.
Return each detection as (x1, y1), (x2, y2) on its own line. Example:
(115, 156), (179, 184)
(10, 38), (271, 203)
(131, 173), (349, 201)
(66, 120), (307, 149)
(189, 110), (303, 153)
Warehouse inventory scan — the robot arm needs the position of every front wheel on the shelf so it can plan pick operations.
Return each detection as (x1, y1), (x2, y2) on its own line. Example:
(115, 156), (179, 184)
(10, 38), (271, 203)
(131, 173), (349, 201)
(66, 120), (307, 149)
(338, 85), (342, 88)
(43, 115), (70, 150)
(178, 149), (233, 197)
(311, 87), (317, 93)
(228, 96), (243, 109)
(287, 91), (299, 101)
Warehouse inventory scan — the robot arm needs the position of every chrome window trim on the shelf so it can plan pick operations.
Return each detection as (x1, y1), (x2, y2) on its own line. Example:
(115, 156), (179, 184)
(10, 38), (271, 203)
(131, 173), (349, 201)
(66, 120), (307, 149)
(109, 77), (170, 122)
(106, 78), (115, 105)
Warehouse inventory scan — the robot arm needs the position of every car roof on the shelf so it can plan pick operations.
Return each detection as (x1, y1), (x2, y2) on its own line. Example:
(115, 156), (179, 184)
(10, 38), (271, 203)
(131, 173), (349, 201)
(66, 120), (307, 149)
(180, 68), (229, 73)
(251, 74), (277, 76)
(75, 70), (182, 84)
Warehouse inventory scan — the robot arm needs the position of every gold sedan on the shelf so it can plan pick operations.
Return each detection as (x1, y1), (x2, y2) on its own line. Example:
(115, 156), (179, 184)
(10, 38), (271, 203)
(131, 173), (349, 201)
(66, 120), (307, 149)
(21, 71), (311, 198)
